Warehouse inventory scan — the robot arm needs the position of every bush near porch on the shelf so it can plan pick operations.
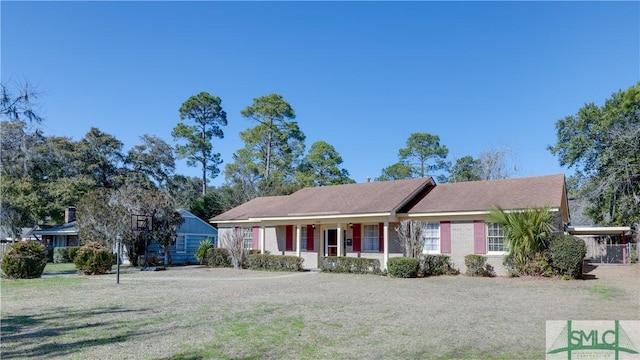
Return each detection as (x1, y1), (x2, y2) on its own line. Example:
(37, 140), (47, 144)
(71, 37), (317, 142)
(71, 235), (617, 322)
(247, 254), (303, 272)
(419, 254), (460, 276)
(319, 256), (381, 274)
(387, 257), (419, 278)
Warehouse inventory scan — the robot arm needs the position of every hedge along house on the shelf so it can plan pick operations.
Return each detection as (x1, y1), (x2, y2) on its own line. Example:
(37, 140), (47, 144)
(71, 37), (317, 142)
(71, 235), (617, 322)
(210, 174), (570, 275)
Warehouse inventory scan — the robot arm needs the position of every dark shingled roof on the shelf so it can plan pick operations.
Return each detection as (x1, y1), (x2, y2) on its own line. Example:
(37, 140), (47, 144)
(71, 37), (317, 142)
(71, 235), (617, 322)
(407, 174), (566, 214)
(211, 177), (434, 221)
(211, 174), (567, 223)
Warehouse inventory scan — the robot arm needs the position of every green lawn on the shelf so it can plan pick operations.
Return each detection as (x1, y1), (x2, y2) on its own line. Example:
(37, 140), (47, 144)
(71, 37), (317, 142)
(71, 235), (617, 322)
(42, 262), (77, 275)
(1, 264), (638, 360)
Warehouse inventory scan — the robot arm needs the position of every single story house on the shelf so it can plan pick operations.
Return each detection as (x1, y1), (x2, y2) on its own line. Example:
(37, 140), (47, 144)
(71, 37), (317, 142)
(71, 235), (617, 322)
(33, 223), (80, 248)
(32, 207), (80, 248)
(33, 208), (217, 265)
(146, 209), (218, 265)
(210, 174), (570, 275)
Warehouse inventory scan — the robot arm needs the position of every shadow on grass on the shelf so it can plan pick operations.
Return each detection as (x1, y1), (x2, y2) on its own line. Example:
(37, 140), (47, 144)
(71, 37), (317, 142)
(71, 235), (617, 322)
(1, 306), (151, 358)
(582, 262), (599, 280)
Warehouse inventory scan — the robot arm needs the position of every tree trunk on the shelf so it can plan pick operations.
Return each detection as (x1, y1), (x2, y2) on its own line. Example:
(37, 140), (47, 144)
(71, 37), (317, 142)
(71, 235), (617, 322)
(265, 131), (272, 182)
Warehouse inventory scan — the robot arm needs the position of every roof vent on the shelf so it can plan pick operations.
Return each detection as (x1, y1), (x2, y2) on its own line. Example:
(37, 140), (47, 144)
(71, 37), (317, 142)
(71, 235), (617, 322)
(366, 176), (371, 183)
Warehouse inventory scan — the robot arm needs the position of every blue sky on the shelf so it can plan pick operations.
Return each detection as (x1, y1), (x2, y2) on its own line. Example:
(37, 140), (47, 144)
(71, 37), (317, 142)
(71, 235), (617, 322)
(2, 1), (638, 186)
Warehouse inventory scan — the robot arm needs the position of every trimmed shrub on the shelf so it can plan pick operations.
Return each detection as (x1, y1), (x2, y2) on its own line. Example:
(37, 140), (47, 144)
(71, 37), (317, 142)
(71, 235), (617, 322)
(465, 254), (487, 277)
(74, 242), (115, 275)
(53, 246), (80, 263)
(548, 234), (586, 279)
(319, 257), (381, 275)
(195, 239), (213, 265)
(419, 254), (460, 277)
(1, 241), (48, 279)
(204, 248), (232, 268)
(247, 254), (303, 272)
(53, 247), (69, 263)
(67, 246), (80, 263)
(387, 257), (419, 278)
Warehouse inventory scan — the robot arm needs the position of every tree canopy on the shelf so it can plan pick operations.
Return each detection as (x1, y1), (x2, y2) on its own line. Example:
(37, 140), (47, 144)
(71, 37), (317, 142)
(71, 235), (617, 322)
(172, 92), (227, 196)
(378, 133), (449, 181)
(549, 82), (640, 232)
(297, 141), (354, 187)
(240, 94), (299, 185)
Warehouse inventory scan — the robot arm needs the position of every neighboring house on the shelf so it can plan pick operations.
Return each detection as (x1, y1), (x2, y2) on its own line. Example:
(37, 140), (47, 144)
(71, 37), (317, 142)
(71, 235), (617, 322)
(32, 208), (217, 265)
(210, 174), (570, 275)
(147, 209), (218, 265)
(33, 222), (80, 248)
(33, 207), (80, 248)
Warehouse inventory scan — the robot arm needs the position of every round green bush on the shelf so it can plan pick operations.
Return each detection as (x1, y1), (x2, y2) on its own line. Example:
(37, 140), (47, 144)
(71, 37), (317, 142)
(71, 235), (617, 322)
(1, 241), (48, 279)
(549, 234), (586, 279)
(464, 254), (487, 277)
(74, 242), (115, 275)
(53, 247), (69, 263)
(67, 246), (81, 263)
(205, 248), (232, 268)
(387, 257), (419, 278)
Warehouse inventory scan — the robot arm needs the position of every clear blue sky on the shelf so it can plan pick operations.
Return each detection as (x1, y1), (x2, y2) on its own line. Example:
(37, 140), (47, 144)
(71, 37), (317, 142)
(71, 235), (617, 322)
(2, 1), (638, 186)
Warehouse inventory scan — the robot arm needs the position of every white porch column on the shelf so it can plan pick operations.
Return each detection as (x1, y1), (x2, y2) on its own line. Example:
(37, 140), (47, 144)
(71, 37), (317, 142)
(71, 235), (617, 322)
(296, 224), (301, 257)
(383, 221), (389, 270)
(260, 225), (266, 254)
(337, 223), (343, 257)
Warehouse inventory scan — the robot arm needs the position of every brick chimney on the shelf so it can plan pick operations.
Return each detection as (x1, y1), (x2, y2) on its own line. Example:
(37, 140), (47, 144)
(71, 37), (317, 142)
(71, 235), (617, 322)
(65, 207), (77, 223)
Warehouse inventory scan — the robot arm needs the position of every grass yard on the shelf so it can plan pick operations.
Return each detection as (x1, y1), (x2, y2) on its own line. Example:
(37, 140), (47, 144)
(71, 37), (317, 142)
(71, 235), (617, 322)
(1, 264), (639, 360)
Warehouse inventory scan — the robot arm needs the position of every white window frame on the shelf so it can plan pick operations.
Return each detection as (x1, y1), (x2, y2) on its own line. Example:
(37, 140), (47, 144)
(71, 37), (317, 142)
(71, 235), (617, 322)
(300, 226), (308, 251)
(363, 224), (379, 252)
(242, 227), (253, 250)
(423, 223), (440, 254)
(487, 223), (507, 254)
(176, 235), (186, 253)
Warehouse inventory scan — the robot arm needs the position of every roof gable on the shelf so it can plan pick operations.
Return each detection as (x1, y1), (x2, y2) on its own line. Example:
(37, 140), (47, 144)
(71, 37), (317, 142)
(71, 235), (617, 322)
(211, 177), (435, 222)
(177, 209), (218, 235)
(407, 174), (567, 214)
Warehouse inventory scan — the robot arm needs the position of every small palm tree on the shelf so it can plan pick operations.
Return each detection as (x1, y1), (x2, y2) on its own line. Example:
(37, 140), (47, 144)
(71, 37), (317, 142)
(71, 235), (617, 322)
(488, 205), (555, 265)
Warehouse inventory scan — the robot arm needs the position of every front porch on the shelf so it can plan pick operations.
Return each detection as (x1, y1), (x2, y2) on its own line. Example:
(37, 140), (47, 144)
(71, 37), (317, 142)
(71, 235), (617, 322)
(234, 221), (403, 270)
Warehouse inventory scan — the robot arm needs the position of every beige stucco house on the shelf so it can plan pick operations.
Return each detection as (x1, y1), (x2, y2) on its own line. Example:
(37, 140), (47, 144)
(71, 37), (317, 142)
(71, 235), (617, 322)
(210, 174), (570, 275)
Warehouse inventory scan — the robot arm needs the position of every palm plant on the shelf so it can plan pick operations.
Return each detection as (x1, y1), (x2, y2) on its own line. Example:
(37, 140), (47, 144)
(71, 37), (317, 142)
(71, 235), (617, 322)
(488, 205), (555, 265)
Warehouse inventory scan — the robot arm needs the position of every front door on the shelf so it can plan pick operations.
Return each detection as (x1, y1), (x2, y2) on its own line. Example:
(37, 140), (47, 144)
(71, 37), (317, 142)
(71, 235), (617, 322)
(326, 229), (337, 256)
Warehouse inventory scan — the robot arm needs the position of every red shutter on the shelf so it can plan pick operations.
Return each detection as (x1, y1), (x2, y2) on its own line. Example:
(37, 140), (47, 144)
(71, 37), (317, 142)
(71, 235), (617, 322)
(378, 223), (384, 253)
(352, 224), (361, 252)
(285, 225), (293, 251)
(307, 225), (315, 251)
(440, 221), (451, 254)
(473, 220), (486, 254)
(252, 226), (259, 250)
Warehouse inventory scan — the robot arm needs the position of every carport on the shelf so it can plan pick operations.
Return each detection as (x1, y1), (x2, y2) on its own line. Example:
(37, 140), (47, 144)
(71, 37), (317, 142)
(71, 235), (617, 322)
(567, 226), (635, 264)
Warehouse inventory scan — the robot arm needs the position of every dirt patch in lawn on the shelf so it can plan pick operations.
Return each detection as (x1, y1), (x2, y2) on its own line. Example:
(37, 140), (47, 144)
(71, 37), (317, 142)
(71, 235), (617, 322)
(2, 264), (638, 359)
